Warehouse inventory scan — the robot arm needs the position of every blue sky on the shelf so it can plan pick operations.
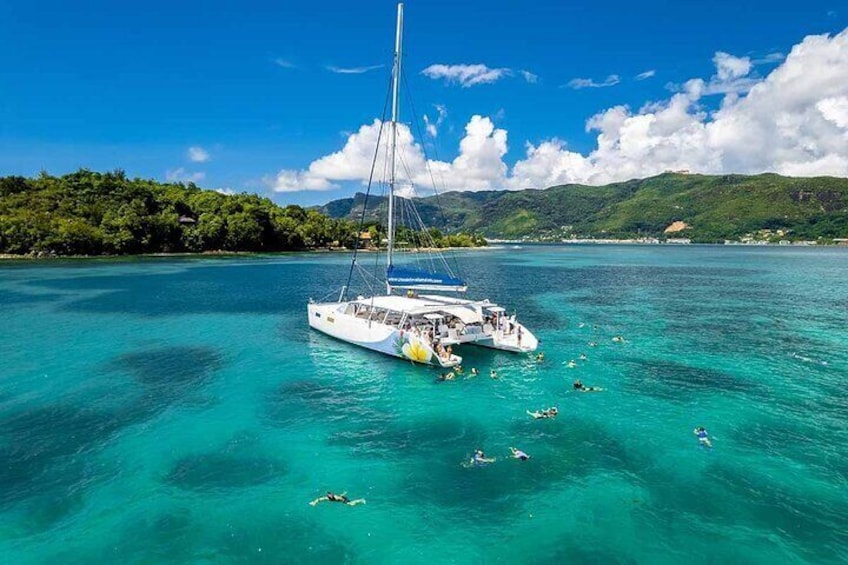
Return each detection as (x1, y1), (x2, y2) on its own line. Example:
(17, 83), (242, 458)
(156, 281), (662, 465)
(1, 1), (847, 205)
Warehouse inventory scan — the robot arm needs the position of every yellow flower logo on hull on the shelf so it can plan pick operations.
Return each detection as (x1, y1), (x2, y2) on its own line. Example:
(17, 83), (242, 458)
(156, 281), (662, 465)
(402, 339), (431, 363)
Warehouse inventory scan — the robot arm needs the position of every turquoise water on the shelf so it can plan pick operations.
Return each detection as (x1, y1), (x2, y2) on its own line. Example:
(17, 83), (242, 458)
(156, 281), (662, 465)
(1, 245), (846, 564)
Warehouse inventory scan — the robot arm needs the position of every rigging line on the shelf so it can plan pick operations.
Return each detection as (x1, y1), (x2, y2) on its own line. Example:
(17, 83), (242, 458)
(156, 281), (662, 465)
(367, 126), (392, 285)
(395, 153), (441, 274)
(393, 169), (454, 277)
(402, 197), (427, 271)
(401, 67), (464, 281)
(343, 72), (395, 300)
(354, 262), (376, 294)
(410, 195), (452, 275)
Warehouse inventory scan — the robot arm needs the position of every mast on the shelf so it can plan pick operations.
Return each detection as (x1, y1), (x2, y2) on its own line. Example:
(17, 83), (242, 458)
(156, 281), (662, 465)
(386, 2), (403, 293)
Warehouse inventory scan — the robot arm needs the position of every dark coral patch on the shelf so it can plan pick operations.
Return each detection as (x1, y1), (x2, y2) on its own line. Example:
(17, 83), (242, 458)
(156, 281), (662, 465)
(116, 346), (223, 388)
(622, 358), (759, 400)
(165, 452), (285, 491)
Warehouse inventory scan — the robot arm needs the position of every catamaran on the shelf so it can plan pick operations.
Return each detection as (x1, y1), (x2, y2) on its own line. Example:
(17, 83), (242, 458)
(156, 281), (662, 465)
(307, 3), (538, 367)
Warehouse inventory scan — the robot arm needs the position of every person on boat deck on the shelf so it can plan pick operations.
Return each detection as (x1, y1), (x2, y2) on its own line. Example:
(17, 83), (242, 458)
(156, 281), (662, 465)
(310, 491), (366, 507)
(446, 345), (453, 358)
(510, 447), (531, 461)
(693, 427), (713, 448)
(517, 326), (523, 345)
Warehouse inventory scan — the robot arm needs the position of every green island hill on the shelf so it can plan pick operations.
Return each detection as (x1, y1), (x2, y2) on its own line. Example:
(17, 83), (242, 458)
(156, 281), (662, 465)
(0, 170), (486, 257)
(316, 172), (848, 244)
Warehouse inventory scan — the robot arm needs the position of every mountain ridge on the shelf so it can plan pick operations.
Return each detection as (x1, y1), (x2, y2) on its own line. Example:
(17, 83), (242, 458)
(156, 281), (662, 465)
(314, 173), (848, 242)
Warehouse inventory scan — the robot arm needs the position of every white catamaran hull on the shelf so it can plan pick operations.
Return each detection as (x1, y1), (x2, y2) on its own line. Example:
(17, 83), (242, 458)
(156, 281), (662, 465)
(308, 302), (461, 367)
(304, 4), (540, 368)
(472, 323), (539, 353)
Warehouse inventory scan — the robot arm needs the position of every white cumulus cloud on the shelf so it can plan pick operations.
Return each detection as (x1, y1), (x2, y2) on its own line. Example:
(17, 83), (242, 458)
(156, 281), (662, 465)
(714, 51), (752, 81)
(753, 52), (785, 64)
(270, 115), (506, 192)
(187, 146), (210, 163)
(565, 74), (621, 89)
(271, 28), (848, 193)
(423, 104), (448, 138)
(326, 64), (384, 74)
(274, 58), (296, 69)
(166, 168), (205, 183)
(422, 64), (511, 87)
(520, 70), (539, 83)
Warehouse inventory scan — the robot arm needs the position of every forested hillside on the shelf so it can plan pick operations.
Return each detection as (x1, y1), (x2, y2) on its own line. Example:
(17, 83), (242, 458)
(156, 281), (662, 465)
(317, 173), (848, 242)
(0, 170), (484, 256)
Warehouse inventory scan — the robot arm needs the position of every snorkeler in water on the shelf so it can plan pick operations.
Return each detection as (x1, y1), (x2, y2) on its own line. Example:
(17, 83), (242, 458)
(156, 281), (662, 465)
(578, 353), (587, 361)
(469, 367), (479, 377)
(536, 352), (545, 362)
(693, 427), (713, 448)
(310, 491), (366, 507)
(527, 407), (558, 419)
(490, 369), (498, 379)
(471, 449), (496, 465)
(509, 447), (531, 461)
(573, 379), (603, 392)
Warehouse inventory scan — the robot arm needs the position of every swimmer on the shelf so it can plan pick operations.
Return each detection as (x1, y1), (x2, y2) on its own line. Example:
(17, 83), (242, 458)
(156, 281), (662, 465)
(693, 427), (713, 449)
(612, 336), (625, 343)
(435, 371), (455, 382)
(578, 322), (586, 328)
(490, 369), (498, 379)
(509, 447), (530, 461)
(588, 341), (598, 348)
(578, 353), (587, 361)
(566, 360), (577, 368)
(455, 365), (464, 374)
(309, 491), (366, 507)
(792, 352), (829, 366)
(573, 379), (603, 392)
(471, 449), (496, 465)
(469, 367), (479, 377)
(536, 352), (545, 362)
(527, 407), (558, 419)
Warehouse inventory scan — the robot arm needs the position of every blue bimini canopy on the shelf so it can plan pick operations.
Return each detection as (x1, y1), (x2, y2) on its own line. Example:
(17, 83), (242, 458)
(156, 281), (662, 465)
(386, 265), (467, 292)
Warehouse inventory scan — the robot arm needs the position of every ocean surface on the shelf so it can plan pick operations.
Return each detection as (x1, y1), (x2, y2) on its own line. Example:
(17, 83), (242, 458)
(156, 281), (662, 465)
(1, 245), (846, 564)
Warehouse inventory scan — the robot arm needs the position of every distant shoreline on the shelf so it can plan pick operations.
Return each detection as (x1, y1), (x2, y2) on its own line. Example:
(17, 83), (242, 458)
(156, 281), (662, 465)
(0, 246), (495, 262)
